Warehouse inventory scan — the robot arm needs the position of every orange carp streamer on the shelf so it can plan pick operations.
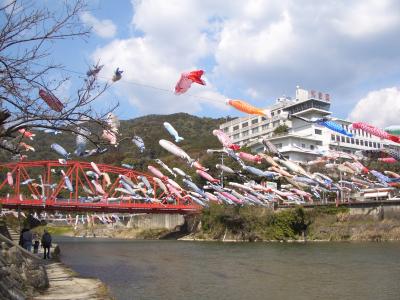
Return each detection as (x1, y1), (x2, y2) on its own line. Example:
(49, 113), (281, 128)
(226, 99), (270, 116)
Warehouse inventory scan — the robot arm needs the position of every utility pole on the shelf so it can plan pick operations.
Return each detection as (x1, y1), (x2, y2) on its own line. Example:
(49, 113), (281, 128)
(334, 140), (344, 203)
(220, 152), (224, 188)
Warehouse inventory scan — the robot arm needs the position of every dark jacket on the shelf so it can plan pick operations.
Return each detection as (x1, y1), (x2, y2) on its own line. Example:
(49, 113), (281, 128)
(41, 232), (52, 247)
(22, 230), (33, 245)
(19, 228), (29, 246)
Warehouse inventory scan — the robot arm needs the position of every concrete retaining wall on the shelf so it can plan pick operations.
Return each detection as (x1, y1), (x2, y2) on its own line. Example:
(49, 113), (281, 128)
(349, 205), (400, 220)
(127, 214), (185, 230)
(279, 200), (400, 220)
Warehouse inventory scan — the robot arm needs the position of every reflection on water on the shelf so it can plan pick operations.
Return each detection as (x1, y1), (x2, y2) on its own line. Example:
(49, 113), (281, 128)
(56, 237), (400, 300)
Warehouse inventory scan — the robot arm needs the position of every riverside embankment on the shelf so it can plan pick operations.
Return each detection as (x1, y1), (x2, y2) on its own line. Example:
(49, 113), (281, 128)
(0, 219), (112, 300)
(32, 202), (400, 242)
(3, 205), (400, 300)
(0, 233), (48, 299)
(192, 204), (400, 242)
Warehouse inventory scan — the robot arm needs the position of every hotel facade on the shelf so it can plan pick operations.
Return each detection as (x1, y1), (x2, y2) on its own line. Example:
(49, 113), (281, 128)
(219, 87), (398, 162)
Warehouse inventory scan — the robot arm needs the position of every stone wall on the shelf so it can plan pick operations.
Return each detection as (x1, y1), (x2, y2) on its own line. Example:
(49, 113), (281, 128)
(127, 214), (185, 230)
(0, 240), (49, 300)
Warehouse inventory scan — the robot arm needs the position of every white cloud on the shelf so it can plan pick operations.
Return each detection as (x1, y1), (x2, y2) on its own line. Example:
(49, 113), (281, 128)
(81, 12), (117, 39)
(246, 88), (260, 99)
(332, 0), (400, 38)
(348, 87), (400, 128)
(215, 9), (295, 72)
(92, 37), (227, 115)
(89, 0), (400, 118)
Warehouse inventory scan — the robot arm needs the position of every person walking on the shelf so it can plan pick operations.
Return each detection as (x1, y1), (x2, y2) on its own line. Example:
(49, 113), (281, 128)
(19, 228), (29, 247)
(22, 228), (33, 252)
(33, 233), (40, 254)
(41, 229), (52, 259)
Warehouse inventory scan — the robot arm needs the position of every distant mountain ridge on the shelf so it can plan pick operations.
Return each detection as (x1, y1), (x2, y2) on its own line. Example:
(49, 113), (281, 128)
(0, 113), (231, 175)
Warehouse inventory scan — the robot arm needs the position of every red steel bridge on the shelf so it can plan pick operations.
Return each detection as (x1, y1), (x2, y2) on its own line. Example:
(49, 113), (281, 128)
(0, 161), (199, 214)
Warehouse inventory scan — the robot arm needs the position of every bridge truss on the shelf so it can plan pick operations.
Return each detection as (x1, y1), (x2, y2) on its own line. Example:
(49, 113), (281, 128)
(0, 161), (199, 214)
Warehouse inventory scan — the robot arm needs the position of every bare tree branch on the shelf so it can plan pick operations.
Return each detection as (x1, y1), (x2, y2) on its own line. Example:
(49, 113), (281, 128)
(0, 0), (118, 156)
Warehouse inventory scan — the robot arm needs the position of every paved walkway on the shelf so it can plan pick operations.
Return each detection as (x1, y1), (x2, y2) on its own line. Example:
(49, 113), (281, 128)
(7, 227), (112, 300)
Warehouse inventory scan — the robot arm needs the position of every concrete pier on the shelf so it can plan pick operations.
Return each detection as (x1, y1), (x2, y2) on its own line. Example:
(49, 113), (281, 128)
(127, 213), (185, 230)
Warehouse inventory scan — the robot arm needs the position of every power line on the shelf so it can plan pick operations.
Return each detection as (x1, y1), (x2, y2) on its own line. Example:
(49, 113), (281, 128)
(32, 62), (226, 104)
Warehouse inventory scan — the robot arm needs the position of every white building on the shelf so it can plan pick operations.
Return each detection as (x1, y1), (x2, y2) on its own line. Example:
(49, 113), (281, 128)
(220, 87), (399, 162)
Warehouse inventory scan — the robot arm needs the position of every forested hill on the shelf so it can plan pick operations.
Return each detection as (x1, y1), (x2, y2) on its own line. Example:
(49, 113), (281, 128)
(0, 113), (232, 174)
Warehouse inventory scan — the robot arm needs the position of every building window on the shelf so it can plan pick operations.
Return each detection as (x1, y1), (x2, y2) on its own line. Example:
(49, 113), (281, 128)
(242, 130), (249, 137)
(261, 117), (267, 121)
(336, 135), (340, 142)
(355, 139), (359, 145)
(233, 125), (239, 131)
(242, 122), (248, 127)
(331, 134), (335, 141)
(360, 140), (364, 146)
(223, 127), (229, 133)
(378, 143), (381, 148)
(251, 119), (259, 124)
(315, 129), (322, 135)
(310, 145), (315, 150)
(346, 137), (350, 143)
(252, 127), (259, 134)
(351, 138), (354, 144)
(233, 134), (239, 139)
(341, 136), (345, 143)
(369, 141), (373, 147)
(301, 143), (306, 148)
(271, 112), (275, 117)
(373, 142), (376, 148)
(316, 141), (322, 146)
(261, 125), (268, 130)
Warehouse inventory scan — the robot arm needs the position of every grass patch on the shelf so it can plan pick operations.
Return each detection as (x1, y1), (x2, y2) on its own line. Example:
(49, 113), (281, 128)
(33, 225), (73, 236)
(200, 204), (312, 241)
(136, 228), (169, 239)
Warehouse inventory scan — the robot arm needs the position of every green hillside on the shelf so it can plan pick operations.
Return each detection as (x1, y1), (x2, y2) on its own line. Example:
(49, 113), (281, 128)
(0, 113), (241, 184)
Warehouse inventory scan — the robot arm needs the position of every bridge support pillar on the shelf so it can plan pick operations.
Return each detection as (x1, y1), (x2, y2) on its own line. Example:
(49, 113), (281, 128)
(127, 214), (185, 230)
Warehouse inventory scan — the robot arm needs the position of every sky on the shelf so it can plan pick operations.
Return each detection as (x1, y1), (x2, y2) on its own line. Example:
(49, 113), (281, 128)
(34, 0), (400, 127)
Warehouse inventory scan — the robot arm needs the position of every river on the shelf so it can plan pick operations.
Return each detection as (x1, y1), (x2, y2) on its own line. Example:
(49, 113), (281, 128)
(56, 237), (400, 300)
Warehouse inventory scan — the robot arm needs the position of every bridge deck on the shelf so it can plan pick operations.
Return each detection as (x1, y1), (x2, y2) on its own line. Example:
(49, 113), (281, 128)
(0, 198), (198, 214)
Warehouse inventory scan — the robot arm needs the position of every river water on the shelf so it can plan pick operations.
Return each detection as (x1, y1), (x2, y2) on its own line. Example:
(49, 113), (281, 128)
(56, 237), (400, 300)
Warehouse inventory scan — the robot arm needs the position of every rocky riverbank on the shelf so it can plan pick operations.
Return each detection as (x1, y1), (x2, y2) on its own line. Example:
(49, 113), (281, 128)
(26, 205), (400, 243)
(192, 205), (400, 242)
(0, 219), (113, 300)
(0, 238), (48, 299)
